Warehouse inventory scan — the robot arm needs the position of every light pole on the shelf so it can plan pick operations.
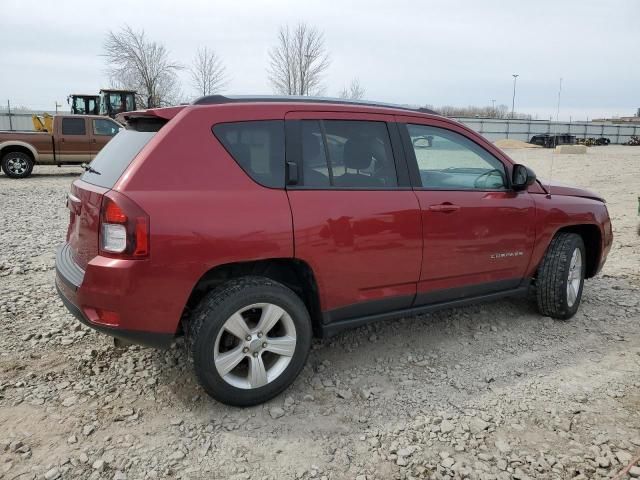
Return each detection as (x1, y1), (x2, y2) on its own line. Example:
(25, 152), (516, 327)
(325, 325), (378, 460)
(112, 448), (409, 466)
(511, 74), (519, 119)
(555, 78), (562, 122)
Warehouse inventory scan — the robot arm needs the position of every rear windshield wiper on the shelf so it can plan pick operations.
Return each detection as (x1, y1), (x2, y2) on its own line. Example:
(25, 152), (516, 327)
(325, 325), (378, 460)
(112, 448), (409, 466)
(81, 163), (101, 175)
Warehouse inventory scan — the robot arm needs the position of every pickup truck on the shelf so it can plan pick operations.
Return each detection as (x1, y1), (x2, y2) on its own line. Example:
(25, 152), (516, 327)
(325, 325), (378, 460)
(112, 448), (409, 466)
(0, 115), (121, 178)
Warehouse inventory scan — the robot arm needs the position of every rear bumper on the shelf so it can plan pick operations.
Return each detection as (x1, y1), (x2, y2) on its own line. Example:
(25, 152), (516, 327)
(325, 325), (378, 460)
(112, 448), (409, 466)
(55, 244), (174, 349)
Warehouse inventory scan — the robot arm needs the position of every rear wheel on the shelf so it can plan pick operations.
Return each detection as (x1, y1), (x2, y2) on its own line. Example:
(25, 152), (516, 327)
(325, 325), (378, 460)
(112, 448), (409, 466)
(536, 232), (585, 319)
(1, 151), (34, 178)
(186, 276), (312, 406)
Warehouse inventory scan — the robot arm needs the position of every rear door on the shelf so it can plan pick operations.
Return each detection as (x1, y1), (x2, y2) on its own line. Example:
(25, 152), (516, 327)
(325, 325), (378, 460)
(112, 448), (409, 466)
(396, 116), (536, 303)
(89, 117), (122, 158)
(55, 117), (92, 163)
(285, 111), (422, 322)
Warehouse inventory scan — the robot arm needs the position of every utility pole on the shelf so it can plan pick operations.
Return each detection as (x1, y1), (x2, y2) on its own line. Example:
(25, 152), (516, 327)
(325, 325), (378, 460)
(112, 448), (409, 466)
(511, 74), (519, 119)
(491, 99), (496, 116)
(7, 100), (12, 131)
(55, 101), (62, 114)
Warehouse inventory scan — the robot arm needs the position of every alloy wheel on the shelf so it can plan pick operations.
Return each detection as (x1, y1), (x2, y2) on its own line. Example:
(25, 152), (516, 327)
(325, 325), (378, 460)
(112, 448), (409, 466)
(213, 303), (297, 389)
(566, 248), (583, 307)
(7, 156), (28, 176)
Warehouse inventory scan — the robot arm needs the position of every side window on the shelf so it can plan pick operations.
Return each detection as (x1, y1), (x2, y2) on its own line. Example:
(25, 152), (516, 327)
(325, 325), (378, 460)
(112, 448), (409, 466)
(61, 118), (86, 135)
(213, 120), (285, 188)
(93, 119), (121, 136)
(301, 120), (397, 189)
(407, 124), (507, 190)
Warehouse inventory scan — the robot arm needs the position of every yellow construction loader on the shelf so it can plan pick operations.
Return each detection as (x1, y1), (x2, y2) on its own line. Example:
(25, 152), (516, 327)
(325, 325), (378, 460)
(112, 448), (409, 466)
(31, 113), (53, 133)
(67, 89), (137, 118)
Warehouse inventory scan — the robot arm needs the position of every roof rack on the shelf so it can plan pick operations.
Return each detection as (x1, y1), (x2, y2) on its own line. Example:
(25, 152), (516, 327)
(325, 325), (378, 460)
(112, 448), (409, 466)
(192, 95), (437, 115)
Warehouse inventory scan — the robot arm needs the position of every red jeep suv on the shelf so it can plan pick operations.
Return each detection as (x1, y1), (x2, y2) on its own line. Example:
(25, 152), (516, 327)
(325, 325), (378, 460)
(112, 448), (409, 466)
(55, 96), (613, 406)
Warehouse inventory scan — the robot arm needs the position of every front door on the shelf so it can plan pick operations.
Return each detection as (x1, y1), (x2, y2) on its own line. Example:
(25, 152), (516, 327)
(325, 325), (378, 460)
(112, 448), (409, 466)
(397, 118), (536, 304)
(285, 111), (422, 322)
(90, 118), (121, 158)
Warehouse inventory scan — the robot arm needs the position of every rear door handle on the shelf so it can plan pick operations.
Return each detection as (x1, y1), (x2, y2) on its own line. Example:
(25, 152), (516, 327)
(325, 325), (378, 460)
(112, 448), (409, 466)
(428, 203), (460, 213)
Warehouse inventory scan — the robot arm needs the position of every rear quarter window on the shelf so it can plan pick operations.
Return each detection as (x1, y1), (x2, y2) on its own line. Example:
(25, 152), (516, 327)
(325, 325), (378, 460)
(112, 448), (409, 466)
(212, 120), (285, 188)
(80, 129), (156, 188)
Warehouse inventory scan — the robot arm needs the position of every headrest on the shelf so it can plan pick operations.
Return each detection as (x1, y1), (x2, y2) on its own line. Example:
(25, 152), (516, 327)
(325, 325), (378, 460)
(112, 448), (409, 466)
(303, 129), (322, 160)
(343, 137), (374, 170)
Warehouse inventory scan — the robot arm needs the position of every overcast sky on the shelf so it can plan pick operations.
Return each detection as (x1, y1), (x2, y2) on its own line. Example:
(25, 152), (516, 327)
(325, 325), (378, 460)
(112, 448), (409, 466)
(1, 0), (638, 120)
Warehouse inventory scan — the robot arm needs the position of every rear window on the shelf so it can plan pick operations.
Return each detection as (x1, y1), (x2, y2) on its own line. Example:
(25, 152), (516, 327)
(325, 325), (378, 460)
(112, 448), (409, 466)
(80, 129), (156, 188)
(212, 120), (285, 188)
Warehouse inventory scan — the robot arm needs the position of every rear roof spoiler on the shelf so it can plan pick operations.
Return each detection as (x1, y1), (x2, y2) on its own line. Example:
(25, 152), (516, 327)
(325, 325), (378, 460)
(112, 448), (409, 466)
(116, 106), (186, 132)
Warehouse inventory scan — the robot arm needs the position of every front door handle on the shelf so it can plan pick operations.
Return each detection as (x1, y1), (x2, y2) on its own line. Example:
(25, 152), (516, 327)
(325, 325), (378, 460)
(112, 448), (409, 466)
(428, 203), (460, 213)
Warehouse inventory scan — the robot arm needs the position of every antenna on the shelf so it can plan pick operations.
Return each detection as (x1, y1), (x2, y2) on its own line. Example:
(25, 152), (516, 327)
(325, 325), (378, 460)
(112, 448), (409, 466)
(548, 77), (562, 197)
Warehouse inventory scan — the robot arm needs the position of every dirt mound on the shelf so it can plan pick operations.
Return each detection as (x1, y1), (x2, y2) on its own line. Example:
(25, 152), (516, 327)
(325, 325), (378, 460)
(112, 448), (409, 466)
(494, 139), (541, 149)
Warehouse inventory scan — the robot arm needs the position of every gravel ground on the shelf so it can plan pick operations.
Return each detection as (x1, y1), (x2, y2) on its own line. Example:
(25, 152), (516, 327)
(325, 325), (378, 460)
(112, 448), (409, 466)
(0, 146), (639, 480)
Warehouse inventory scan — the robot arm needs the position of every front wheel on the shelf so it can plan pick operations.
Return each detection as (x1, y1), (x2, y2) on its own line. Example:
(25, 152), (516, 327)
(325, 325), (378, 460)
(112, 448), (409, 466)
(186, 276), (312, 406)
(536, 232), (585, 319)
(1, 151), (34, 178)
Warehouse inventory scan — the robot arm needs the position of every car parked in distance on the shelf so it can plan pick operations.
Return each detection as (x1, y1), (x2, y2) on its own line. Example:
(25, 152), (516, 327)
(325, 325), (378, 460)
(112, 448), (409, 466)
(529, 133), (576, 148)
(55, 96), (613, 406)
(0, 115), (121, 178)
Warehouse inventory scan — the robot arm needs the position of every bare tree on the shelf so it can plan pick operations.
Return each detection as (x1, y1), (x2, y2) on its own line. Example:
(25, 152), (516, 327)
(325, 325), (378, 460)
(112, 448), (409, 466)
(268, 23), (330, 96)
(190, 47), (227, 97)
(339, 78), (365, 100)
(103, 25), (182, 108)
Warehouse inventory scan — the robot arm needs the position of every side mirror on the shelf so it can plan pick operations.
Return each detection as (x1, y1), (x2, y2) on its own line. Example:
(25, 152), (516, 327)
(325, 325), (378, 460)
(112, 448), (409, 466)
(512, 164), (536, 191)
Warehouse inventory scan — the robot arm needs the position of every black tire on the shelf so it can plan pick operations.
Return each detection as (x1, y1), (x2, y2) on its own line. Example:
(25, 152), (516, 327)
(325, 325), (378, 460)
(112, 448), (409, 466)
(186, 276), (312, 406)
(1, 151), (34, 178)
(536, 232), (586, 320)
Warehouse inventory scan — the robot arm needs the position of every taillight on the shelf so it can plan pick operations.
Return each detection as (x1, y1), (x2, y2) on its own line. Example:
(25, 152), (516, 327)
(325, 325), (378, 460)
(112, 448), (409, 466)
(104, 200), (127, 223)
(99, 192), (149, 258)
